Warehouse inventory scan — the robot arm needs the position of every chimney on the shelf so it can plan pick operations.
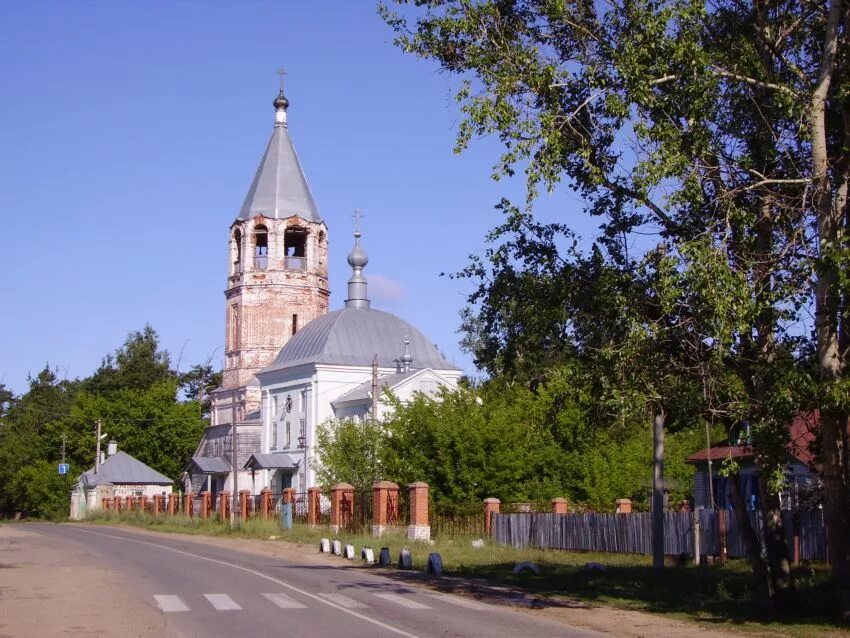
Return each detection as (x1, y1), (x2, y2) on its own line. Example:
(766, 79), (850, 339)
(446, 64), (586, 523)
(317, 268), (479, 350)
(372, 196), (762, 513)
(107, 440), (118, 456)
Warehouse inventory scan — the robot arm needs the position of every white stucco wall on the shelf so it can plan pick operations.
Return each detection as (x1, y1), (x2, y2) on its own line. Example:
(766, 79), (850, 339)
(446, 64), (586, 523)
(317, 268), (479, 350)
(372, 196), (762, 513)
(256, 364), (462, 492)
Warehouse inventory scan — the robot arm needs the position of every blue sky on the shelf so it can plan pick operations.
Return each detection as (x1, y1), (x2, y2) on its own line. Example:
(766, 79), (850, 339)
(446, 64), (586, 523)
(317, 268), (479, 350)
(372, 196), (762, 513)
(0, 1), (594, 394)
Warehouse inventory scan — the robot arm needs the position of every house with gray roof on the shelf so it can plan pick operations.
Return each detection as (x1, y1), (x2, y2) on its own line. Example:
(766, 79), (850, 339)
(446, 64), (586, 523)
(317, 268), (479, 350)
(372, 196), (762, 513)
(69, 442), (173, 520)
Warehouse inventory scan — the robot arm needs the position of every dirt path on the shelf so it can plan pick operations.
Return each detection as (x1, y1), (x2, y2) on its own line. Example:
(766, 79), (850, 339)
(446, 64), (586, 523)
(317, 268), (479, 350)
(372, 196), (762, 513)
(0, 524), (166, 638)
(69, 523), (766, 638)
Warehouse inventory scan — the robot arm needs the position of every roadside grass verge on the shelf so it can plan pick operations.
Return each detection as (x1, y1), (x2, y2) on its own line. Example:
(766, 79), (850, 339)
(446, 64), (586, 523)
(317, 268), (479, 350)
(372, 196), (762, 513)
(80, 512), (847, 637)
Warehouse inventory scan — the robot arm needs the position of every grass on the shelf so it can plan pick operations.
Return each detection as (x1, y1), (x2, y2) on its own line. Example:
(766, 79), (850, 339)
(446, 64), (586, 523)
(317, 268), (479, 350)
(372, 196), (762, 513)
(79, 512), (849, 637)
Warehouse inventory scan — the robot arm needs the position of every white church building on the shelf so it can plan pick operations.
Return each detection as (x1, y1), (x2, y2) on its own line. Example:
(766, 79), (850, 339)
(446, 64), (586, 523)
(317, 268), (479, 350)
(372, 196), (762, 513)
(186, 82), (461, 498)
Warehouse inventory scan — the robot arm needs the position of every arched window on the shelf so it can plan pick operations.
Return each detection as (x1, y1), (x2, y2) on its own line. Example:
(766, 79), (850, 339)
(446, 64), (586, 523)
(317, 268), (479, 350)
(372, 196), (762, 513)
(253, 224), (268, 270)
(231, 229), (242, 275)
(284, 227), (307, 270)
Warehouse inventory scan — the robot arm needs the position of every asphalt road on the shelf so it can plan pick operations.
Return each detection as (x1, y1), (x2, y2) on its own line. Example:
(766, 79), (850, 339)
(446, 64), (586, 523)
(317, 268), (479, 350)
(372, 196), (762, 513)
(19, 524), (607, 638)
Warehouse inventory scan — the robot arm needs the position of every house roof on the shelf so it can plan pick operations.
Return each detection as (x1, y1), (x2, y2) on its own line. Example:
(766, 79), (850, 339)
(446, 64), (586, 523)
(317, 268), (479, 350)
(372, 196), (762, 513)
(189, 456), (231, 475)
(686, 412), (819, 467)
(237, 96), (321, 223)
(82, 451), (172, 486)
(244, 453), (300, 471)
(332, 370), (419, 405)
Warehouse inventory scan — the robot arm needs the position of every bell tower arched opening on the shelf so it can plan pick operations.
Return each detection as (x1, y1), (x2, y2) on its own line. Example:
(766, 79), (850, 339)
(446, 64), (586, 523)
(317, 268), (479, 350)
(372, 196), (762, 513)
(253, 224), (268, 270)
(284, 227), (307, 270)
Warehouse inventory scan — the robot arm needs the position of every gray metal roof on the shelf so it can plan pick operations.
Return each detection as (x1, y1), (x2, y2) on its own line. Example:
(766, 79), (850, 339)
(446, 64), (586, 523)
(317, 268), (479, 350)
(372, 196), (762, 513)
(262, 307), (460, 373)
(244, 453), (300, 471)
(238, 118), (321, 222)
(332, 371), (418, 405)
(82, 451), (172, 486)
(189, 456), (231, 474)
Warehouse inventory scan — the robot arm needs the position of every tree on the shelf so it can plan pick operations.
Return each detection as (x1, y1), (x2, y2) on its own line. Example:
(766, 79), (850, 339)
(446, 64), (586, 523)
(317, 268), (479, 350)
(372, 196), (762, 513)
(85, 325), (174, 395)
(180, 364), (223, 419)
(313, 418), (386, 490)
(382, 0), (849, 610)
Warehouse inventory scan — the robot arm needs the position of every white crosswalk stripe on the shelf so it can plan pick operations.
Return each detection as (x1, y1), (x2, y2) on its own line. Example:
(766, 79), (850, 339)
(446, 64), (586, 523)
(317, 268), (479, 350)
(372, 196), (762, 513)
(261, 592), (308, 609)
(372, 593), (432, 609)
(153, 595), (190, 613)
(318, 592), (370, 609)
(427, 592), (490, 611)
(204, 593), (242, 611)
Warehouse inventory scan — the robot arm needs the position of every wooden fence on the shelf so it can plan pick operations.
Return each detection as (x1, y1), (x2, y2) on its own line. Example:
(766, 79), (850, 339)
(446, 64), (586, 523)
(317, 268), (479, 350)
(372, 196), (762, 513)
(491, 508), (826, 560)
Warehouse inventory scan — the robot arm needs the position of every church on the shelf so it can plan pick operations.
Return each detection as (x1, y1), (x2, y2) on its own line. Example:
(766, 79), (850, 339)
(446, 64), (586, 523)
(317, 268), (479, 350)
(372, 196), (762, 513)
(185, 83), (462, 498)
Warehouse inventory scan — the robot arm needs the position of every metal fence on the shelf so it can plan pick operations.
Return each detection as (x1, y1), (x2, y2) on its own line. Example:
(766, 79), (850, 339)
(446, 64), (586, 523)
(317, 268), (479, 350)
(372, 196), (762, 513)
(491, 508), (827, 560)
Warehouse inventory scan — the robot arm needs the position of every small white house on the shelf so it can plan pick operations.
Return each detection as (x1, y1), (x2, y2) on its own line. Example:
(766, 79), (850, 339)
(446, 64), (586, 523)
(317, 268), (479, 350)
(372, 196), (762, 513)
(69, 442), (173, 520)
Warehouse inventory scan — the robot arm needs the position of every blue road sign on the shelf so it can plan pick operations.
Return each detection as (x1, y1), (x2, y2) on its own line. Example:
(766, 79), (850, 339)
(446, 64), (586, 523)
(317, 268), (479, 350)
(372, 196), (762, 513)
(58, 463), (69, 475)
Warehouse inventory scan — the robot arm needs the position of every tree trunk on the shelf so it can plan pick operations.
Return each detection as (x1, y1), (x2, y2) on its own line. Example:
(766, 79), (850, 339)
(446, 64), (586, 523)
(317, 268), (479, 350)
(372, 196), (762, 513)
(759, 482), (796, 609)
(652, 409), (665, 570)
(810, 0), (850, 618)
(729, 471), (772, 607)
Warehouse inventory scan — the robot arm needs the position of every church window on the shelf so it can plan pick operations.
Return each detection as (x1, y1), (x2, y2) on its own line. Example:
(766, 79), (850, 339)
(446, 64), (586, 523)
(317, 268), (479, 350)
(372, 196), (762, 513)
(285, 421), (291, 448)
(284, 228), (307, 270)
(300, 390), (307, 414)
(292, 314), (298, 336)
(271, 422), (278, 449)
(272, 395), (279, 416)
(253, 225), (268, 270)
(229, 303), (240, 349)
(231, 229), (242, 275)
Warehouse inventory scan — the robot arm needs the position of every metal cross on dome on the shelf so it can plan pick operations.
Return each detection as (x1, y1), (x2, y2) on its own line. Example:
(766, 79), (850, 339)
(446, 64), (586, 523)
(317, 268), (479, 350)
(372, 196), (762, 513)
(277, 67), (287, 91)
(352, 208), (364, 233)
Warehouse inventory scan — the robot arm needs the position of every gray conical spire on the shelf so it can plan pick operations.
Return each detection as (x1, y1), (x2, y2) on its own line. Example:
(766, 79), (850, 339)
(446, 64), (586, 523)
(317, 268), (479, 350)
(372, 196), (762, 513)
(344, 229), (370, 309)
(238, 81), (321, 222)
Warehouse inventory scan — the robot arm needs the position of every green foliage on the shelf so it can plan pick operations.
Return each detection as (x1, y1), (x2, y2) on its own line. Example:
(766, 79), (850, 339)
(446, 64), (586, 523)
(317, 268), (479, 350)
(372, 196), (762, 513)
(0, 327), (208, 518)
(313, 418), (386, 490)
(8, 460), (73, 520)
(314, 373), (699, 512)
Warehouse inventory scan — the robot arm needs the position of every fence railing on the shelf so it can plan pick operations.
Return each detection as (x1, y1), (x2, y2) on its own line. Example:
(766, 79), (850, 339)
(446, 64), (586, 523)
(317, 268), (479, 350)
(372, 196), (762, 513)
(491, 508), (827, 560)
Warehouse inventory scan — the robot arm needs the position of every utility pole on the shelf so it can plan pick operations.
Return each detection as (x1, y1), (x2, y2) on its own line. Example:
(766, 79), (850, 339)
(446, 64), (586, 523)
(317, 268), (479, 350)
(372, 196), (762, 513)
(61, 432), (66, 465)
(652, 409), (666, 570)
(95, 420), (102, 474)
(371, 355), (378, 424)
(231, 398), (238, 528)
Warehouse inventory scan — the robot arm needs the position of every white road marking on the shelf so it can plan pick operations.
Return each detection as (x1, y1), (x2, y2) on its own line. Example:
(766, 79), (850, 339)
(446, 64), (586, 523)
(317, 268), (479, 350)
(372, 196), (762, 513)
(427, 592), (490, 611)
(204, 593), (242, 610)
(318, 593), (369, 609)
(153, 595), (190, 613)
(373, 593), (432, 609)
(262, 592), (307, 609)
(68, 527), (420, 638)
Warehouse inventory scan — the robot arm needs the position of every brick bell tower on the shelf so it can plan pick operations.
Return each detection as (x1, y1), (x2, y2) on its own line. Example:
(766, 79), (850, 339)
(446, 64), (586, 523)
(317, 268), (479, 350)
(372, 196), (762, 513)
(212, 81), (329, 426)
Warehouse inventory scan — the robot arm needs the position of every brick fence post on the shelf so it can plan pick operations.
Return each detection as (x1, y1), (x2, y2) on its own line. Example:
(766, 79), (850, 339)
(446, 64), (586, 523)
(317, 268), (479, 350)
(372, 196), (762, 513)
(307, 486), (321, 526)
(259, 488), (271, 519)
(167, 493), (177, 515)
(140, 495), (149, 513)
(219, 491), (231, 522)
(201, 492), (211, 519)
(184, 492), (193, 517)
(615, 498), (632, 514)
(239, 490), (251, 519)
(372, 481), (399, 537)
(101, 497), (109, 511)
(153, 494), (162, 516)
(330, 483), (354, 534)
(483, 498), (500, 536)
(551, 497), (569, 514)
(407, 482), (430, 542)
(114, 496), (123, 512)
